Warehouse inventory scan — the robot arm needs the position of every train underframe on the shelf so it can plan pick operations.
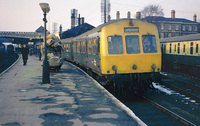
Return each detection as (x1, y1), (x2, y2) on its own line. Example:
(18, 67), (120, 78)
(104, 72), (161, 97)
(77, 63), (161, 97)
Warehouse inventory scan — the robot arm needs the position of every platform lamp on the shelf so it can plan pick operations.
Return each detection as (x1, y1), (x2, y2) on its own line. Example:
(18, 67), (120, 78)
(39, 3), (50, 84)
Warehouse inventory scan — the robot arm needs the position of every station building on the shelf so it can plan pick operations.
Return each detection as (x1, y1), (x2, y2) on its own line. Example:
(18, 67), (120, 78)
(141, 10), (199, 38)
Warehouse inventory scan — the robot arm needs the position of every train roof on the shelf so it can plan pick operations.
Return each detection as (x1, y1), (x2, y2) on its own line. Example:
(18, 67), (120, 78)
(61, 18), (150, 43)
(160, 33), (200, 43)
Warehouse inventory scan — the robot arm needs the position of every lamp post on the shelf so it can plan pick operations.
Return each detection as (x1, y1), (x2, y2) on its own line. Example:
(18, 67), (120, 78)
(39, 3), (50, 84)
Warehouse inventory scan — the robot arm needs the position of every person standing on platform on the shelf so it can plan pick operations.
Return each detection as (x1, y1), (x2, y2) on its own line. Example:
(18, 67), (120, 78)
(21, 44), (29, 66)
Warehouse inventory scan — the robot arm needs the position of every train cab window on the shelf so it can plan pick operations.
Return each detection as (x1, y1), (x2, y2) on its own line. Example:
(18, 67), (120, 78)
(107, 35), (123, 54)
(142, 35), (157, 53)
(170, 44), (172, 53)
(190, 42), (193, 54)
(125, 35), (140, 54)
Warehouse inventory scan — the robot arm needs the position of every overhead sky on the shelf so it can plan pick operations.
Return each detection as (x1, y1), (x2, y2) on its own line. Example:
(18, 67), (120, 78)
(0, 0), (199, 32)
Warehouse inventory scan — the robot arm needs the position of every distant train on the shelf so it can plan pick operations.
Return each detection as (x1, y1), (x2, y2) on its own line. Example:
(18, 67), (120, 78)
(160, 33), (200, 79)
(0, 42), (6, 59)
(61, 18), (162, 95)
(7, 44), (15, 54)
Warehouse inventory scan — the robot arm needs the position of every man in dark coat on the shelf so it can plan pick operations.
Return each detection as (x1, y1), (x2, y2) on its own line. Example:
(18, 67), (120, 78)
(21, 44), (29, 66)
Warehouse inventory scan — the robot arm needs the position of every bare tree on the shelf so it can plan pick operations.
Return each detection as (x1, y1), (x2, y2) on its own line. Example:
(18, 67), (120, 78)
(141, 4), (164, 18)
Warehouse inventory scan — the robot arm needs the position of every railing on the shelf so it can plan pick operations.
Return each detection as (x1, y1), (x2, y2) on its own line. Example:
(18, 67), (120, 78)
(0, 31), (43, 39)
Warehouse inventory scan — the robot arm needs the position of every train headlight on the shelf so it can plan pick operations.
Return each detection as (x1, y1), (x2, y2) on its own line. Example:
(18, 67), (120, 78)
(112, 65), (117, 72)
(132, 64), (137, 70)
(151, 64), (156, 69)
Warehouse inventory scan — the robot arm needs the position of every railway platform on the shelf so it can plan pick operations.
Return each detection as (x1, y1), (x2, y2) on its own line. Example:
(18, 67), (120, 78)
(0, 55), (145, 126)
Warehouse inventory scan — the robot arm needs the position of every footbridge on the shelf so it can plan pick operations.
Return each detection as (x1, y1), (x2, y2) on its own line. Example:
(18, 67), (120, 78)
(0, 31), (43, 44)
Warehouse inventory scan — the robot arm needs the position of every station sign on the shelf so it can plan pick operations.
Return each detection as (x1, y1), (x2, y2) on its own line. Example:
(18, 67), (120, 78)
(124, 27), (139, 33)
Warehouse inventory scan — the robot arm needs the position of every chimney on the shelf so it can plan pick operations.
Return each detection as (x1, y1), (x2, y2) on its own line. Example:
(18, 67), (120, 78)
(78, 14), (81, 26)
(171, 10), (175, 19)
(81, 17), (85, 24)
(107, 15), (111, 22)
(127, 11), (131, 18)
(71, 14), (75, 28)
(193, 14), (197, 22)
(59, 24), (62, 39)
(116, 11), (120, 19)
(71, 9), (77, 28)
(136, 12), (141, 19)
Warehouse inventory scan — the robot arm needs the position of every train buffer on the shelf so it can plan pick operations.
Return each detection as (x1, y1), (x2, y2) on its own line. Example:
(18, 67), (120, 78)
(0, 56), (145, 126)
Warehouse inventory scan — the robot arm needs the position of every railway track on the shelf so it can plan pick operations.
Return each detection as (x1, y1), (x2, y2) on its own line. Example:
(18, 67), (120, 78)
(67, 62), (199, 125)
(160, 72), (200, 103)
(121, 94), (195, 126)
(144, 72), (200, 125)
(0, 54), (19, 74)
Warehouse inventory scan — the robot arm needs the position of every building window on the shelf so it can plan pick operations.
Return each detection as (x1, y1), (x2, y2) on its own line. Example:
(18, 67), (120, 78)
(194, 26), (198, 31)
(182, 25), (185, 31)
(176, 25), (179, 30)
(168, 33), (171, 37)
(168, 24), (172, 30)
(160, 33), (164, 38)
(188, 26), (192, 31)
(161, 24), (164, 30)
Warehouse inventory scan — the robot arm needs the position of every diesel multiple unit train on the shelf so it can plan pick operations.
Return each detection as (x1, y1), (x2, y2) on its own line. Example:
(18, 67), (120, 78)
(160, 33), (200, 79)
(61, 18), (162, 95)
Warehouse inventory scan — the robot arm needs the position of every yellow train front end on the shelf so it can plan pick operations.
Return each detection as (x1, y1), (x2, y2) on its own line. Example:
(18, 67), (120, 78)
(100, 19), (161, 74)
(99, 19), (161, 94)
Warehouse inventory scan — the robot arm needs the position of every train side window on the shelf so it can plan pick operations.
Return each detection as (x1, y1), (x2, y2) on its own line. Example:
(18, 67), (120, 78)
(96, 37), (100, 54)
(174, 44), (176, 53)
(88, 39), (92, 54)
(82, 41), (86, 53)
(73, 42), (77, 53)
(107, 35), (123, 54)
(190, 42), (193, 54)
(77, 42), (81, 53)
(125, 35), (140, 54)
(177, 43), (180, 54)
(196, 44), (199, 53)
(66, 44), (71, 52)
(164, 44), (166, 53)
(170, 43), (172, 53)
(92, 38), (97, 54)
(183, 44), (186, 53)
(142, 35), (157, 53)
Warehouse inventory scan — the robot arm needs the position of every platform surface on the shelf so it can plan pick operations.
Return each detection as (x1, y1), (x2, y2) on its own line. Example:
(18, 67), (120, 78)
(0, 55), (145, 126)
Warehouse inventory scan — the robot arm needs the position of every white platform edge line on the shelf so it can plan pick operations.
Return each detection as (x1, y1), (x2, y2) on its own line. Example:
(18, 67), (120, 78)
(0, 54), (21, 76)
(66, 62), (147, 126)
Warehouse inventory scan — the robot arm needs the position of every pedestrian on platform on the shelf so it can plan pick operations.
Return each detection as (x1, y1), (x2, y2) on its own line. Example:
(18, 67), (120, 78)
(21, 44), (29, 66)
